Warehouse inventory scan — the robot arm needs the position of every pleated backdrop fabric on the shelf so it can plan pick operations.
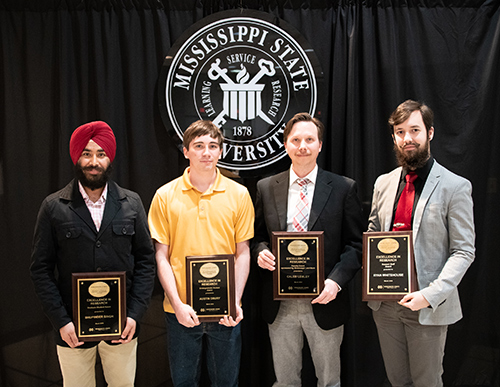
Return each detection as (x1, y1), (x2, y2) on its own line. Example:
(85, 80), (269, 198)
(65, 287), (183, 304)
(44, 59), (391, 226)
(1, 1), (499, 386)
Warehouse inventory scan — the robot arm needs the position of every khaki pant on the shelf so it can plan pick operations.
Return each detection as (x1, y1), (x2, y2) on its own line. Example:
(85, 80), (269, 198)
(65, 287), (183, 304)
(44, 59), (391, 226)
(373, 302), (447, 387)
(56, 338), (137, 387)
(269, 299), (343, 387)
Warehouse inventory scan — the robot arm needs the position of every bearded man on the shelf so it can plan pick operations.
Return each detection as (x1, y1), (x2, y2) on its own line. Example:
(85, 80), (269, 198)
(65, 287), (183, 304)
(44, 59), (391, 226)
(366, 100), (476, 387)
(30, 121), (155, 387)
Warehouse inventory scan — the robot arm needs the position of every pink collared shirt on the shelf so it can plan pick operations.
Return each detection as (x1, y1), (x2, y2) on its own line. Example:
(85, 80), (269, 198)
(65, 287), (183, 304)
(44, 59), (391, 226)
(78, 182), (108, 231)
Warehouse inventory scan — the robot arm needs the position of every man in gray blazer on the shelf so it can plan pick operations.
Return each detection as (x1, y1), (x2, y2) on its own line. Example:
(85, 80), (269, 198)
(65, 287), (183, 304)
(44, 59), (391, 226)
(253, 113), (364, 387)
(367, 100), (475, 387)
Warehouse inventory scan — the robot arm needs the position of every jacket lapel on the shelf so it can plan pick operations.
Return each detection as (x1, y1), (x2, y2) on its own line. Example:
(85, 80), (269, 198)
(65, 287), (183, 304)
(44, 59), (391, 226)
(382, 168), (403, 231)
(308, 169), (332, 230)
(98, 181), (123, 237)
(66, 180), (98, 233)
(413, 162), (441, 241)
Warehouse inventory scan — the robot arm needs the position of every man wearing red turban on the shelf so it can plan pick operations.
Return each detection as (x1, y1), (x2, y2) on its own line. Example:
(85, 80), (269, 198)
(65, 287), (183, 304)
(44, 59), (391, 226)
(30, 121), (155, 387)
(69, 121), (116, 165)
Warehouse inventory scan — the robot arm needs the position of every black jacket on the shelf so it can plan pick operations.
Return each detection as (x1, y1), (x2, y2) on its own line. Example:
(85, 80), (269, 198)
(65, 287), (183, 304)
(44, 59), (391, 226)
(30, 179), (156, 347)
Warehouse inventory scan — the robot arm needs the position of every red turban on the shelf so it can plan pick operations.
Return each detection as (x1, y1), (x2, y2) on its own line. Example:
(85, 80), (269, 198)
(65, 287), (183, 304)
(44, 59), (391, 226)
(69, 121), (116, 164)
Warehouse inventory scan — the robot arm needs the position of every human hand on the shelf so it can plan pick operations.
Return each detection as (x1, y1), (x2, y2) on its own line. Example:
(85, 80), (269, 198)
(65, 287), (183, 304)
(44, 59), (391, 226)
(219, 304), (243, 327)
(174, 303), (200, 328)
(399, 292), (430, 311)
(311, 279), (340, 304)
(257, 249), (276, 271)
(59, 322), (84, 348)
(111, 317), (136, 344)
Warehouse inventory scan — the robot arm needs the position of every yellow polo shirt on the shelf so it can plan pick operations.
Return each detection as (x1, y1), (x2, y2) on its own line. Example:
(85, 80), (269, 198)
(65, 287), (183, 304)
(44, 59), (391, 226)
(148, 168), (255, 313)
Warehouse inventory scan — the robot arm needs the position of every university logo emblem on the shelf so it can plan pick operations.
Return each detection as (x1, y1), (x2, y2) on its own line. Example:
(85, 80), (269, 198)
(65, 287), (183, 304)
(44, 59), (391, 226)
(209, 58), (275, 126)
(158, 10), (322, 173)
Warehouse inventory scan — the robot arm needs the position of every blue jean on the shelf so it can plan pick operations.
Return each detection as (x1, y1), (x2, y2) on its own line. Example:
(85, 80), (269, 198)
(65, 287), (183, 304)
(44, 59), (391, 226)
(165, 312), (241, 387)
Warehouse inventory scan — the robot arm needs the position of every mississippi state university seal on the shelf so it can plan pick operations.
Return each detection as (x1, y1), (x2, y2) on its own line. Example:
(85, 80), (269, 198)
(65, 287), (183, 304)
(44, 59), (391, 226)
(158, 10), (322, 172)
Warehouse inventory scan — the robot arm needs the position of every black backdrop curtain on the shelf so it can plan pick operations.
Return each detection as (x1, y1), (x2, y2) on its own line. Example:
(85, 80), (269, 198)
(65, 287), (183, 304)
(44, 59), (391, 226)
(1, 0), (499, 386)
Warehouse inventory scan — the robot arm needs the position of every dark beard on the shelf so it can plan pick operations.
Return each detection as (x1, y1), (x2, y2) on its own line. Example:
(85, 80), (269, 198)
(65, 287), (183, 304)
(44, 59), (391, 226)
(75, 163), (113, 191)
(394, 139), (430, 170)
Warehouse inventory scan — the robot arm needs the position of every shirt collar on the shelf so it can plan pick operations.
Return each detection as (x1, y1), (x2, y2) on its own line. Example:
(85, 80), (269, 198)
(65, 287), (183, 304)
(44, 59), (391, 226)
(181, 167), (227, 194)
(289, 164), (318, 188)
(78, 181), (108, 204)
(402, 156), (434, 181)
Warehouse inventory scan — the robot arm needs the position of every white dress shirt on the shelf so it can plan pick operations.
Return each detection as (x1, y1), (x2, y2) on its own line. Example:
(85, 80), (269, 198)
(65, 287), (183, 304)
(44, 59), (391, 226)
(286, 165), (318, 232)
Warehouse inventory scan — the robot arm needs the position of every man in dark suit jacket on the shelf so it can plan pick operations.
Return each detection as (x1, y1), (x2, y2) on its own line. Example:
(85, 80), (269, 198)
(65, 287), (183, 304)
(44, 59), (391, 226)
(30, 121), (156, 387)
(252, 113), (365, 387)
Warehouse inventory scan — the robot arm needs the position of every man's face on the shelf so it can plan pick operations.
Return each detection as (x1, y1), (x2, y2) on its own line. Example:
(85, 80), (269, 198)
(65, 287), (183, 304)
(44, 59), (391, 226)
(392, 110), (434, 170)
(75, 140), (112, 190)
(284, 121), (322, 171)
(183, 135), (222, 173)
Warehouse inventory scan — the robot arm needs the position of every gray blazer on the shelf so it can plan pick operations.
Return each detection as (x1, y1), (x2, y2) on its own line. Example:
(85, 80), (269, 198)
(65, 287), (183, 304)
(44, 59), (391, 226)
(367, 161), (475, 325)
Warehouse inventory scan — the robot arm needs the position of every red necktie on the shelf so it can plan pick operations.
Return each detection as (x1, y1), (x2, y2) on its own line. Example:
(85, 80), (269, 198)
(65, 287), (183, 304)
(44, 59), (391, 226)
(392, 172), (418, 231)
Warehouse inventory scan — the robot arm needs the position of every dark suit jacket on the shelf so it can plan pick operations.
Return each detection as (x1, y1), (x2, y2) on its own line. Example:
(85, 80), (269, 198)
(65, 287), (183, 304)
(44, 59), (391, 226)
(252, 168), (365, 330)
(30, 179), (156, 347)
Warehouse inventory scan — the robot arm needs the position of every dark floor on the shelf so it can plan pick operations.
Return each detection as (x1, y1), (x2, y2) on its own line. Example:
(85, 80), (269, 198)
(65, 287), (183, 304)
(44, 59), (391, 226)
(1, 291), (173, 387)
(1, 283), (396, 387)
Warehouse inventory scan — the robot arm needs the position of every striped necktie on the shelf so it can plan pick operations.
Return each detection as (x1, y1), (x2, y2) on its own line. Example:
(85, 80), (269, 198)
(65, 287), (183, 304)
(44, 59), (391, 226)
(293, 178), (311, 232)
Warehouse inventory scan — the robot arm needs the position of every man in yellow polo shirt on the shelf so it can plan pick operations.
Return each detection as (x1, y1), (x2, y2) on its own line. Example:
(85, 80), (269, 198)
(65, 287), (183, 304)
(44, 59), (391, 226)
(148, 120), (254, 387)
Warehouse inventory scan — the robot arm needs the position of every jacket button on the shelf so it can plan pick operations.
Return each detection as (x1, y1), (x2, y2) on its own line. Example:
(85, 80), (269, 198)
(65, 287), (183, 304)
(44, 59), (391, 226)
(122, 227), (127, 234)
(96, 241), (102, 248)
(66, 232), (71, 238)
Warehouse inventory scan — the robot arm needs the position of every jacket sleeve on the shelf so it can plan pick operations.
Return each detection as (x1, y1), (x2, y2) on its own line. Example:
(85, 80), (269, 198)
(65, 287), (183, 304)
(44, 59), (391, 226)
(30, 199), (72, 331)
(419, 180), (475, 309)
(328, 180), (365, 287)
(367, 176), (383, 232)
(251, 180), (272, 260)
(126, 194), (156, 323)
